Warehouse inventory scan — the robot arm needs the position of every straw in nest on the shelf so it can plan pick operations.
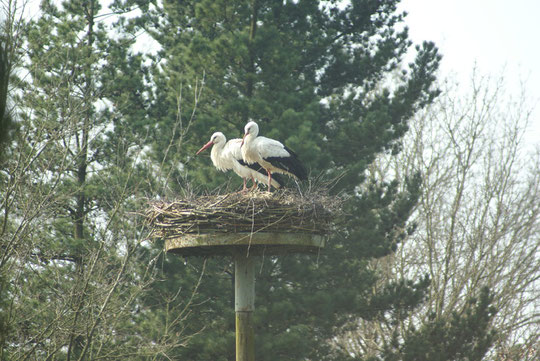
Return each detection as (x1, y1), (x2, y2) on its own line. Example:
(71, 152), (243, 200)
(146, 189), (340, 241)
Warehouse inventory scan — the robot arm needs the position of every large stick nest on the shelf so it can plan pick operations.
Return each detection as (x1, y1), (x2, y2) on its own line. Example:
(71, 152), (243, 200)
(146, 189), (341, 240)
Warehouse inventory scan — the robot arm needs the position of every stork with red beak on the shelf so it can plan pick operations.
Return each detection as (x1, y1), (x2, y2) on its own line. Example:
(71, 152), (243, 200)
(196, 132), (282, 191)
(241, 121), (307, 189)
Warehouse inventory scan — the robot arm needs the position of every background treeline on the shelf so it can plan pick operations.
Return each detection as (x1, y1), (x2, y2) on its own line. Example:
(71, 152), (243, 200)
(0, 1), (538, 360)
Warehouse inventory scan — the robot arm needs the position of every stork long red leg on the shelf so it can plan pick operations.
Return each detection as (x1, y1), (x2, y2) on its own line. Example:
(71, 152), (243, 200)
(250, 175), (258, 191)
(267, 170), (273, 190)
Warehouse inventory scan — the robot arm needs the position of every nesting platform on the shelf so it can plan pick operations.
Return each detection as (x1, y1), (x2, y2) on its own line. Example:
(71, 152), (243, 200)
(164, 232), (325, 256)
(145, 190), (338, 256)
(145, 189), (339, 361)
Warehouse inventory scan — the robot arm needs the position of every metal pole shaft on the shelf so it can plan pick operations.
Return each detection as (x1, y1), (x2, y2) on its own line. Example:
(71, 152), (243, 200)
(235, 253), (255, 361)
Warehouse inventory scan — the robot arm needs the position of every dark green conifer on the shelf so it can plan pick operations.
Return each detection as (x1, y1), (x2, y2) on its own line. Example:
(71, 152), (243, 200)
(123, 1), (448, 359)
(382, 287), (497, 361)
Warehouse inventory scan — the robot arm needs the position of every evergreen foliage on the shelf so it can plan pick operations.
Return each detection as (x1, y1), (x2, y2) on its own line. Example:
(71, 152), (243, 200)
(0, 18), (12, 356)
(381, 287), (498, 361)
(116, 0), (450, 360)
(0, 16), (17, 158)
(1, 0), (191, 358)
(0, 0), (501, 360)
(0, 39), (12, 154)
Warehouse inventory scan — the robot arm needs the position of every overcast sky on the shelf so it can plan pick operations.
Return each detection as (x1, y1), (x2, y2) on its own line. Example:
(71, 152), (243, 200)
(399, 0), (540, 141)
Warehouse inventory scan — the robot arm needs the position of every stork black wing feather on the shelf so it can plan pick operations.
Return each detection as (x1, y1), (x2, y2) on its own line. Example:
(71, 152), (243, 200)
(266, 146), (307, 180)
(270, 173), (286, 187)
(238, 160), (286, 187)
(239, 160), (266, 177)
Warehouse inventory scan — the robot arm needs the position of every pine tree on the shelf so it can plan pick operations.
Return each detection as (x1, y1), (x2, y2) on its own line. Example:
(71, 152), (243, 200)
(0, 1), (22, 158)
(381, 287), (498, 361)
(0, 11), (17, 358)
(0, 33), (12, 155)
(121, 0), (446, 360)
(2, 0), (499, 359)
(1, 0), (196, 358)
(3, 0), (133, 357)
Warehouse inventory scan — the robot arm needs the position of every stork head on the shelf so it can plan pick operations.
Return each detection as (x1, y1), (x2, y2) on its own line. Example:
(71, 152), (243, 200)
(241, 121), (259, 146)
(196, 132), (226, 155)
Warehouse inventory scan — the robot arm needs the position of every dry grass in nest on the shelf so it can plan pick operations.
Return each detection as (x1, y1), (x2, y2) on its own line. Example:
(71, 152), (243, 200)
(146, 188), (341, 241)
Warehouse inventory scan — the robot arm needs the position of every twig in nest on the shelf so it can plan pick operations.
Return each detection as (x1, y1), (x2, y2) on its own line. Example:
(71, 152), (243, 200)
(145, 188), (342, 240)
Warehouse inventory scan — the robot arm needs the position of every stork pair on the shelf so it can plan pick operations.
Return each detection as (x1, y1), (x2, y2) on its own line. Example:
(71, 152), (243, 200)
(196, 121), (307, 191)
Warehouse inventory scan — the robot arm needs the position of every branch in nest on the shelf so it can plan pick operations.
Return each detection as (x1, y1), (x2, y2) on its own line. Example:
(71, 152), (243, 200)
(145, 189), (342, 240)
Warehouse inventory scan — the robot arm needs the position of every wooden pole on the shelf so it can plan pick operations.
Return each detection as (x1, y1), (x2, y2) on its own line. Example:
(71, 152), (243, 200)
(235, 253), (255, 361)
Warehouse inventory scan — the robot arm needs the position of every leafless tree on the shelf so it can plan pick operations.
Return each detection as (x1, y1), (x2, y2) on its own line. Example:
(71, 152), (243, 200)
(338, 71), (540, 360)
(0, 1), (206, 359)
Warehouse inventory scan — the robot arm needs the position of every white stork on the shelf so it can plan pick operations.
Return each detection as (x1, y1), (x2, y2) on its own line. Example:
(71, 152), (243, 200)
(196, 132), (282, 191)
(241, 121), (307, 189)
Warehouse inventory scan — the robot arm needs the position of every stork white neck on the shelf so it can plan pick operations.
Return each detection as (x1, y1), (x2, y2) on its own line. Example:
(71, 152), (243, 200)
(242, 121), (259, 147)
(208, 132), (228, 172)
